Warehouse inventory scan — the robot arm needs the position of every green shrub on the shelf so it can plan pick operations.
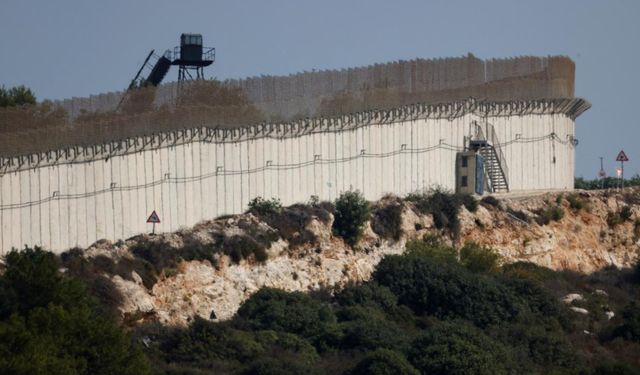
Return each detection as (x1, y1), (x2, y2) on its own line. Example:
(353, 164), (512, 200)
(371, 202), (403, 240)
(404, 238), (458, 264)
(555, 193), (564, 205)
(408, 321), (512, 375)
(620, 205), (633, 221)
(0, 247), (90, 318)
(337, 307), (409, 351)
(480, 195), (500, 208)
(334, 283), (398, 311)
(351, 349), (419, 375)
(536, 205), (564, 225)
(374, 255), (522, 327)
(492, 320), (576, 370)
(459, 241), (501, 274)
(262, 204), (330, 248)
(614, 302), (640, 342)
(502, 277), (572, 330)
(406, 187), (474, 236)
(502, 262), (556, 283)
(223, 235), (268, 264)
(59, 250), (123, 316)
(607, 211), (623, 227)
(567, 194), (585, 210)
(235, 288), (336, 339)
(0, 247), (151, 375)
(333, 191), (371, 246)
(164, 319), (264, 365)
(248, 196), (283, 216)
(458, 193), (479, 212)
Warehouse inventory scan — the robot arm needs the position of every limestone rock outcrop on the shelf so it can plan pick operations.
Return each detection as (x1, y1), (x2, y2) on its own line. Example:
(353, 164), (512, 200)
(81, 189), (640, 326)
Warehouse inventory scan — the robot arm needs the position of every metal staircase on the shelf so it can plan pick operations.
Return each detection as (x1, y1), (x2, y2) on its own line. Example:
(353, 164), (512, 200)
(117, 50), (172, 110)
(470, 121), (509, 193)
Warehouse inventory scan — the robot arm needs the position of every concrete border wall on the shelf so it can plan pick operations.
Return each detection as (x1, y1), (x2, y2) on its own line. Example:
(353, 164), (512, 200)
(0, 98), (588, 254)
(55, 55), (574, 119)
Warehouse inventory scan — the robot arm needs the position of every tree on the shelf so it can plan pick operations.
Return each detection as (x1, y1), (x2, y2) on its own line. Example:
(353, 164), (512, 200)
(614, 302), (640, 342)
(351, 349), (419, 375)
(0, 247), (151, 375)
(408, 321), (512, 375)
(373, 254), (522, 327)
(459, 241), (501, 274)
(333, 190), (371, 246)
(235, 288), (336, 339)
(0, 85), (36, 107)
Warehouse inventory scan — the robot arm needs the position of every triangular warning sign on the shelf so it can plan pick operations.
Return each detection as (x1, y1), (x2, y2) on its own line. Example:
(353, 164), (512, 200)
(616, 150), (629, 162)
(146, 210), (161, 223)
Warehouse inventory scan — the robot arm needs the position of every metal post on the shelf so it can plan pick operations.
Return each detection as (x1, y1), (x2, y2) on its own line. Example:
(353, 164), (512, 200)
(599, 157), (604, 189)
(621, 160), (625, 189)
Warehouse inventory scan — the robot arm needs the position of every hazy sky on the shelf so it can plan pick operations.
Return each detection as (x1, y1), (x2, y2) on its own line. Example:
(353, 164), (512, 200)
(1, 0), (639, 177)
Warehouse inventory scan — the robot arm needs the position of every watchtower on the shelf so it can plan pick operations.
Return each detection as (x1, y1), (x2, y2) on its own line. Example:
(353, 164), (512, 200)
(171, 33), (215, 82)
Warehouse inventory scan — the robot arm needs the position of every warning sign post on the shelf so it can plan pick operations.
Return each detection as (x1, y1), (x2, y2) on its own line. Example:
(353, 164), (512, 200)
(147, 210), (161, 234)
(616, 150), (629, 188)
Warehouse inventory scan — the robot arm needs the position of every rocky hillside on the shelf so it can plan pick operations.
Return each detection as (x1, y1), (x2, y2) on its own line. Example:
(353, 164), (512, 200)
(65, 188), (640, 326)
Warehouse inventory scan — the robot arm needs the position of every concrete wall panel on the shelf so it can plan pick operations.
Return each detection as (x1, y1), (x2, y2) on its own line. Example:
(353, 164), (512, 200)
(0, 108), (581, 254)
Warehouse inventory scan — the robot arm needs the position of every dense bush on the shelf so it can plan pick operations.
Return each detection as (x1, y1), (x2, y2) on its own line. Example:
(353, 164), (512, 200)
(106, 237), (640, 374)
(371, 201), (404, 240)
(333, 191), (371, 246)
(262, 203), (332, 248)
(334, 282), (398, 311)
(406, 188), (476, 236)
(607, 211), (623, 227)
(621, 205), (633, 221)
(0, 247), (151, 375)
(491, 320), (576, 371)
(408, 321), (512, 375)
(337, 307), (409, 351)
(567, 193), (585, 210)
(351, 349), (419, 375)
(404, 238), (458, 264)
(614, 302), (640, 342)
(60, 250), (124, 317)
(0, 84), (36, 107)
(235, 288), (336, 338)
(0, 247), (89, 319)
(373, 254), (521, 327)
(575, 176), (640, 190)
(480, 195), (500, 208)
(536, 204), (564, 225)
(502, 261), (557, 282)
(247, 196), (283, 216)
(459, 241), (501, 274)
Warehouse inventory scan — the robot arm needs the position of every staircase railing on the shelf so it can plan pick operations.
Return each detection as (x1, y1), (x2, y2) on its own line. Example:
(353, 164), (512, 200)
(472, 120), (509, 192)
(485, 123), (509, 183)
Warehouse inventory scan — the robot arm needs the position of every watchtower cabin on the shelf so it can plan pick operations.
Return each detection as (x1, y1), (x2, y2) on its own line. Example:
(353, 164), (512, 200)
(172, 33), (215, 81)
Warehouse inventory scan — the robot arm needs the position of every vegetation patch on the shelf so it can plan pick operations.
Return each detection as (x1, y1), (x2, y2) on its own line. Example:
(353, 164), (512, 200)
(332, 191), (371, 247)
(406, 187), (477, 237)
(567, 193), (586, 211)
(247, 196), (283, 216)
(536, 204), (564, 225)
(480, 195), (501, 208)
(371, 199), (404, 241)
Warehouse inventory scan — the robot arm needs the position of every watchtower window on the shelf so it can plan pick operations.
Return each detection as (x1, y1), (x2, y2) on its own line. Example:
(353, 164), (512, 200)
(181, 34), (203, 46)
(461, 156), (468, 168)
(461, 176), (468, 187)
